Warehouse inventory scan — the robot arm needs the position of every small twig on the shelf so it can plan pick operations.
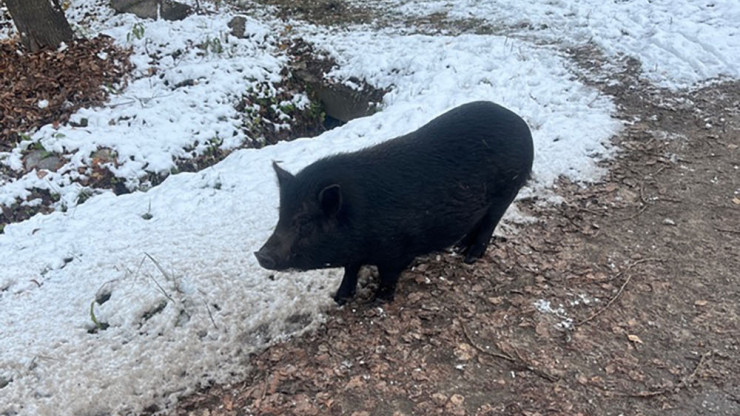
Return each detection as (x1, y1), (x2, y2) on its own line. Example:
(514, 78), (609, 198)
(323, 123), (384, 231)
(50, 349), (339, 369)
(638, 182), (649, 205)
(677, 351), (712, 389)
(652, 165), (669, 176)
(509, 345), (561, 382)
(715, 227), (740, 235)
(105, 98), (138, 109)
(203, 300), (219, 330)
(461, 323), (560, 382)
(628, 389), (665, 398)
(145, 252), (171, 280)
(620, 181), (656, 221)
(655, 196), (682, 203)
(461, 323), (516, 363)
(144, 252), (176, 303)
(577, 258), (662, 326)
(626, 351), (713, 398)
(566, 202), (608, 217)
(621, 204), (648, 221)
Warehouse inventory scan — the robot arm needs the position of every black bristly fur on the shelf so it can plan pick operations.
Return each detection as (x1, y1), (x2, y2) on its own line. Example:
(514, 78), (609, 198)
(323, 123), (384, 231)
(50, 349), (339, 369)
(255, 101), (534, 305)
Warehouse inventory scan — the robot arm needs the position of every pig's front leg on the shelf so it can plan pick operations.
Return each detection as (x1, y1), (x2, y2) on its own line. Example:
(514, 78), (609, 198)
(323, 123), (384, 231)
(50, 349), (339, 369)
(333, 264), (361, 305)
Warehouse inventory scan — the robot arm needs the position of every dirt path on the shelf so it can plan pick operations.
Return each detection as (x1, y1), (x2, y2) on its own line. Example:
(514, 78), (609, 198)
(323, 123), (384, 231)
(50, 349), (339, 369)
(172, 5), (739, 416)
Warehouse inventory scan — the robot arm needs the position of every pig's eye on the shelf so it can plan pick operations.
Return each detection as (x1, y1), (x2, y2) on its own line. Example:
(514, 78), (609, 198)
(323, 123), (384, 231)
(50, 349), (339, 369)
(293, 216), (315, 235)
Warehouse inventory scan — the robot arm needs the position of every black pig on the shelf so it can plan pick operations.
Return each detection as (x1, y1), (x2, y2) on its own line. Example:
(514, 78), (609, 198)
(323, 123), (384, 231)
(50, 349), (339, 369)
(255, 101), (534, 305)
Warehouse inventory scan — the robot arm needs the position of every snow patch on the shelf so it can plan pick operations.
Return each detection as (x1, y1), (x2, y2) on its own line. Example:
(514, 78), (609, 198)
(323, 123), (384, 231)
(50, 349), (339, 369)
(534, 299), (574, 330)
(364, 0), (740, 89)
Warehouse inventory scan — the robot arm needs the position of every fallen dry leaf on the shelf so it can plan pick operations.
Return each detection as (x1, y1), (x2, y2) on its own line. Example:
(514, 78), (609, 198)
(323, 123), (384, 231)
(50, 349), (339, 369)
(449, 394), (465, 406)
(628, 334), (644, 344)
(454, 343), (474, 361)
(0, 37), (131, 142)
(346, 375), (365, 390)
(431, 392), (448, 407)
(487, 296), (503, 305)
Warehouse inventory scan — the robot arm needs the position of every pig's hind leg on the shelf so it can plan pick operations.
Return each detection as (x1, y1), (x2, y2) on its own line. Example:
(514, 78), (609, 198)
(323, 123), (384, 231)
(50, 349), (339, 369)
(374, 257), (414, 303)
(333, 264), (362, 305)
(461, 195), (515, 264)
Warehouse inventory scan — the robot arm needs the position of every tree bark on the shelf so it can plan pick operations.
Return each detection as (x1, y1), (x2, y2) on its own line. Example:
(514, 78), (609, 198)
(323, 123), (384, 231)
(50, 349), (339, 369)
(4, 0), (75, 52)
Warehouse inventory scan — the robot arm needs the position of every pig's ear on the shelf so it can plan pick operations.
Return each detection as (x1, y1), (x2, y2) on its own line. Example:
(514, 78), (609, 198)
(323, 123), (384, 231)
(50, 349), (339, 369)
(319, 184), (342, 217)
(272, 161), (294, 187)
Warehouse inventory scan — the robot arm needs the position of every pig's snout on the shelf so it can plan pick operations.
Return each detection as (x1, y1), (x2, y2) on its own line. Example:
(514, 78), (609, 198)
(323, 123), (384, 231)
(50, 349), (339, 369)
(254, 249), (278, 270)
(256, 229), (294, 271)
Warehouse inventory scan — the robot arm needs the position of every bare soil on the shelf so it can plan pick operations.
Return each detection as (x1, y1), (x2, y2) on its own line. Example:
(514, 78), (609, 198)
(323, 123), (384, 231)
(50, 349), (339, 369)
(172, 3), (740, 416)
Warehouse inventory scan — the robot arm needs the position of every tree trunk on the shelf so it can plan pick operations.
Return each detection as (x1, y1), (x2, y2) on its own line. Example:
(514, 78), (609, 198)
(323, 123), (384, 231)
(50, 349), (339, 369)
(4, 0), (75, 52)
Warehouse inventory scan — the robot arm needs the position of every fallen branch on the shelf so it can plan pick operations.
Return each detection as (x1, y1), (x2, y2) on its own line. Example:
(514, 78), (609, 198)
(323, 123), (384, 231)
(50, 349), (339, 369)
(715, 227), (740, 235)
(461, 322), (560, 382)
(577, 258), (663, 326)
(626, 351), (713, 398)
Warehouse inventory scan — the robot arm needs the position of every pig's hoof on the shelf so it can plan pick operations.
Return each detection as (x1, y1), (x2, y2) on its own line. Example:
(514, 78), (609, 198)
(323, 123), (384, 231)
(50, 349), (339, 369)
(372, 286), (395, 304)
(464, 245), (486, 264)
(333, 295), (351, 306)
(463, 254), (478, 264)
(333, 290), (355, 306)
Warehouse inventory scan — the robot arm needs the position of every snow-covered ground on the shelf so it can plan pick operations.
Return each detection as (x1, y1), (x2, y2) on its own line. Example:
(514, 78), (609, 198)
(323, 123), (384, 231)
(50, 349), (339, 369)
(366, 0), (740, 89)
(1, 1), (738, 414)
(0, 11), (290, 208)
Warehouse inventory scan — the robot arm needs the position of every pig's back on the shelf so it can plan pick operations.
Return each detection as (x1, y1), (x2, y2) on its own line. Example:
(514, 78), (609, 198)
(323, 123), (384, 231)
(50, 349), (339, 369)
(360, 101), (533, 195)
(322, 101), (533, 258)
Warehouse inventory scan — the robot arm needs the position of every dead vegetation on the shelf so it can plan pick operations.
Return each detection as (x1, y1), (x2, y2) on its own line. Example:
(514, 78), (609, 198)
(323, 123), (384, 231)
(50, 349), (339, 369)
(0, 36), (132, 146)
(0, 30), (384, 231)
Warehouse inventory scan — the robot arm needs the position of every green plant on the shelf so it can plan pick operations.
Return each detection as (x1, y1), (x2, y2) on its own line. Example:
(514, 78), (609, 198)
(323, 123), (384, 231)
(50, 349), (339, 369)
(279, 103), (297, 114)
(308, 100), (325, 122)
(200, 35), (224, 55)
(127, 22), (146, 43)
(76, 189), (94, 205)
(210, 36), (224, 54)
(28, 141), (46, 151)
(89, 300), (110, 332)
(204, 136), (223, 155)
